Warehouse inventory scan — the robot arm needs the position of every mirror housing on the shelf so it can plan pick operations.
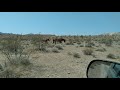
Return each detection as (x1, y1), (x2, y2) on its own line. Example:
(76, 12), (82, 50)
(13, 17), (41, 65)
(87, 60), (120, 78)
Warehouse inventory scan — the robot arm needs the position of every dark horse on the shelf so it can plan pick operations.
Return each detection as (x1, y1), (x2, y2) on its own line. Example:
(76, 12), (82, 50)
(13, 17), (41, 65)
(42, 39), (50, 44)
(53, 38), (66, 44)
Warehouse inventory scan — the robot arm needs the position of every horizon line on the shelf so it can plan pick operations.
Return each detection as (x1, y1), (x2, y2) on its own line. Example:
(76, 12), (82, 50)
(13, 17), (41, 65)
(0, 32), (119, 36)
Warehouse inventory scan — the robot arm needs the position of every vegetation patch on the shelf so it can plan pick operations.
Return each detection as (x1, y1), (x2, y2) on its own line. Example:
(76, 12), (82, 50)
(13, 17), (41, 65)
(52, 48), (60, 53)
(83, 48), (93, 55)
(95, 48), (106, 52)
(68, 52), (73, 55)
(73, 52), (81, 58)
(107, 53), (118, 59)
(55, 44), (63, 50)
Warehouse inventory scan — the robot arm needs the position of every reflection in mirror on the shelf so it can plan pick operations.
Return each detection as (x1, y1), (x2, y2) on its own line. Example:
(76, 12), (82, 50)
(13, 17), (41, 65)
(87, 60), (120, 78)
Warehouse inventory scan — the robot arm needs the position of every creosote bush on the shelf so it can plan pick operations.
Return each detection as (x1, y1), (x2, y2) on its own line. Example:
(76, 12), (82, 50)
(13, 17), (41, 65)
(52, 48), (60, 53)
(0, 62), (22, 78)
(80, 44), (84, 47)
(68, 52), (72, 55)
(85, 42), (95, 47)
(95, 48), (106, 52)
(73, 52), (81, 58)
(1, 35), (23, 54)
(55, 44), (63, 50)
(0, 35), (32, 78)
(1, 35), (31, 66)
(83, 48), (93, 55)
(31, 35), (49, 52)
(107, 53), (117, 59)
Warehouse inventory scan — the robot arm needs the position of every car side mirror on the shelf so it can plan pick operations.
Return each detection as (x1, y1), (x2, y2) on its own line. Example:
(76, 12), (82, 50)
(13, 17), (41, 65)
(87, 60), (120, 78)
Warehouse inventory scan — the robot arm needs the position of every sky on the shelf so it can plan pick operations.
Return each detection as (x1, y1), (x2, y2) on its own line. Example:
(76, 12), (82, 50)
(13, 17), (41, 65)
(0, 12), (120, 35)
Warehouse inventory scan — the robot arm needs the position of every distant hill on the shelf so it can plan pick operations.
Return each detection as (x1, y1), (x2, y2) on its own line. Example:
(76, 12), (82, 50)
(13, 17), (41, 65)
(0, 32), (120, 36)
(101, 32), (120, 36)
(0, 32), (14, 35)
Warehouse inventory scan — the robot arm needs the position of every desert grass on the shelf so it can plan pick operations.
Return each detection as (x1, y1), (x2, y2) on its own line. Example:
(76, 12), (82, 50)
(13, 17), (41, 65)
(73, 52), (81, 58)
(83, 48), (93, 55)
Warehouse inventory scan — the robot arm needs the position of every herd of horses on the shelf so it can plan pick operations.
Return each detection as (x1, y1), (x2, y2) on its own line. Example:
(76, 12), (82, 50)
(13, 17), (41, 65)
(41, 38), (66, 44)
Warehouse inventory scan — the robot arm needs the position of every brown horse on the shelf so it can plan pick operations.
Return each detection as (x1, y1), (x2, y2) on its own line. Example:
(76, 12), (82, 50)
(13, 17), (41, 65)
(42, 39), (50, 44)
(53, 38), (66, 44)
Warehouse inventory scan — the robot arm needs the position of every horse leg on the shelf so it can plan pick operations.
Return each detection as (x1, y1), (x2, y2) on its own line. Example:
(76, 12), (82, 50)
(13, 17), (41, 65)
(60, 41), (61, 43)
(53, 40), (56, 44)
(53, 40), (54, 44)
(55, 40), (56, 44)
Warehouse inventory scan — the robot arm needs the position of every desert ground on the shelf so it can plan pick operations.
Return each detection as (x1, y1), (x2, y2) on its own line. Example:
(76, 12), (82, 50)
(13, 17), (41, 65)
(0, 34), (120, 78)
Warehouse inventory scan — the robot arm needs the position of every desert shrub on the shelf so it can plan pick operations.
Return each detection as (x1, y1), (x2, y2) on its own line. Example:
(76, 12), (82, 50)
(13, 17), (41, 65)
(85, 42), (95, 47)
(85, 44), (92, 47)
(95, 44), (100, 47)
(100, 39), (113, 46)
(31, 35), (48, 52)
(83, 48), (93, 55)
(79, 44), (84, 47)
(92, 54), (97, 58)
(19, 56), (31, 66)
(73, 52), (81, 58)
(47, 44), (55, 48)
(52, 48), (60, 53)
(0, 68), (21, 78)
(68, 52), (73, 55)
(1, 35), (23, 55)
(5, 54), (31, 67)
(0, 64), (3, 71)
(118, 42), (120, 45)
(0, 54), (32, 78)
(76, 45), (79, 48)
(65, 38), (74, 45)
(55, 44), (63, 50)
(105, 39), (113, 46)
(43, 48), (51, 53)
(0, 35), (33, 78)
(77, 42), (81, 45)
(107, 53), (117, 59)
(95, 48), (106, 52)
(1, 35), (32, 67)
(0, 62), (21, 78)
(66, 42), (74, 45)
(39, 44), (47, 51)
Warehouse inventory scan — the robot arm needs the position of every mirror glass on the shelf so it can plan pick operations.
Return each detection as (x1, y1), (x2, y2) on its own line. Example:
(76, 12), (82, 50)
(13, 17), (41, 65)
(87, 60), (120, 78)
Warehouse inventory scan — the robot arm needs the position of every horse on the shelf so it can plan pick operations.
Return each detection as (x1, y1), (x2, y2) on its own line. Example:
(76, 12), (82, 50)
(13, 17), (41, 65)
(53, 38), (66, 44)
(42, 39), (50, 44)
